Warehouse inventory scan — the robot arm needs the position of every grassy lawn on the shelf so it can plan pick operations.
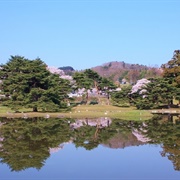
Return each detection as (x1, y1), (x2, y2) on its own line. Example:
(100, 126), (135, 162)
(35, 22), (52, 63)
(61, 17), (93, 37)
(0, 104), (153, 121)
(70, 105), (152, 120)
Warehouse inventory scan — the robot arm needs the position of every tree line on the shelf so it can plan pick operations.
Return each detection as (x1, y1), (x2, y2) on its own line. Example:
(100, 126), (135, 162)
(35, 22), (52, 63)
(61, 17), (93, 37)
(0, 56), (116, 112)
(111, 50), (180, 109)
(0, 50), (180, 111)
(0, 116), (179, 171)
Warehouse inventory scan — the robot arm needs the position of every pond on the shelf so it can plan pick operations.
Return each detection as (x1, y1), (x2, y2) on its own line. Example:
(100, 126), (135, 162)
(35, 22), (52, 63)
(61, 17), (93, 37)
(0, 115), (180, 179)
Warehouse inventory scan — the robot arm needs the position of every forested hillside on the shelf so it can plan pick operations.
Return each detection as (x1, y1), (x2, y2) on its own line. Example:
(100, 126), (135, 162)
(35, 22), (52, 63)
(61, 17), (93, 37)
(91, 61), (162, 84)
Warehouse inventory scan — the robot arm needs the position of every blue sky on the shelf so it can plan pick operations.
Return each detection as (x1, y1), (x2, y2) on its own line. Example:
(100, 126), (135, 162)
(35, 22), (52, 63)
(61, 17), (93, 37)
(0, 0), (179, 70)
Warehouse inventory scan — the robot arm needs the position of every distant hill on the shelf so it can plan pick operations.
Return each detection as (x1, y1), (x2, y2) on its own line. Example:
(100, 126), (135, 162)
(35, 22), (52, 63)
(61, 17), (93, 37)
(91, 61), (162, 84)
(58, 66), (75, 75)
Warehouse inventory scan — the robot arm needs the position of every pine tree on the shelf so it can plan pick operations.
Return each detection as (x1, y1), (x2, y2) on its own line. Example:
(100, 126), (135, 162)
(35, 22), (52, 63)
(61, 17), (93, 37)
(161, 50), (180, 87)
(132, 78), (176, 109)
(73, 69), (116, 103)
(0, 56), (71, 112)
(161, 50), (180, 103)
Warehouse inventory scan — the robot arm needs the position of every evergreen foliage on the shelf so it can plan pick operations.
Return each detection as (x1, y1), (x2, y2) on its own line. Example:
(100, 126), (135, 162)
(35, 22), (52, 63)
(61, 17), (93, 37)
(161, 50), (180, 103)
(111, 86), (132, 107)
(131, 78), (176, 109)
(73, 69), (117, 103)
(162, 50), (180, 87)
(111, 50), (180, 109)
(0, 56), (71, 112)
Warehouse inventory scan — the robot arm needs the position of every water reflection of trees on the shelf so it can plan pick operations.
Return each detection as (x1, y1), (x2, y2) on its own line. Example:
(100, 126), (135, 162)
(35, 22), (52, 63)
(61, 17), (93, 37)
(0, 115), (179, 171)
(129, 115), (180, 171)
(149, 116), (180, 171)
(0, 117), (74, 171)
(72, 119), (116, 150)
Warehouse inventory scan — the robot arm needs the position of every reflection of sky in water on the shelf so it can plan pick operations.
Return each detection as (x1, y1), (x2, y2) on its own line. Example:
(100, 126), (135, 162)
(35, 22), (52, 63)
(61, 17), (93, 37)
(0, 143), (179, 179)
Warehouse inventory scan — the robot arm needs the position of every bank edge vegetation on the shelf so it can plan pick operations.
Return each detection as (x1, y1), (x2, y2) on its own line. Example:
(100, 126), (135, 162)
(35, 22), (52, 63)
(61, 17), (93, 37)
(0, 50), (179, 116)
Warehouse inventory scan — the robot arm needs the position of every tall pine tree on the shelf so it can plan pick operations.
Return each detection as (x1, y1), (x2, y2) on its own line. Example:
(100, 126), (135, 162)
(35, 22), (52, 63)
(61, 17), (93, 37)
(0, 56), (71, 112)
(161, 50), (180, 104)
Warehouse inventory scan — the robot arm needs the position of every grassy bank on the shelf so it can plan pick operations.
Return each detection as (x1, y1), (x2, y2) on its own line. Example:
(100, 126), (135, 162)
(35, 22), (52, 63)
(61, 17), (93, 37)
(0, 105), (153, 121)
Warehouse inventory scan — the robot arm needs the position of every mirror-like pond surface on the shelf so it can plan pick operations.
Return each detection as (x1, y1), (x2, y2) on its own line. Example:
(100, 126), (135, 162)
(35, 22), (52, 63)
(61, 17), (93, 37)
(0, 115), (180, 179)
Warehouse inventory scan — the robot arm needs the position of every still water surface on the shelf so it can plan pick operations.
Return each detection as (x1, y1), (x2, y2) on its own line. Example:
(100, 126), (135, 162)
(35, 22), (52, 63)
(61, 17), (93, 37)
(0, 116), (179, 179)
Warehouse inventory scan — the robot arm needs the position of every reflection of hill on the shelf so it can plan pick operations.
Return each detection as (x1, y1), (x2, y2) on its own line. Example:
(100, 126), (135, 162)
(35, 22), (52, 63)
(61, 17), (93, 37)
(102, 132), (145, 149)
(0, 116), (179, 172)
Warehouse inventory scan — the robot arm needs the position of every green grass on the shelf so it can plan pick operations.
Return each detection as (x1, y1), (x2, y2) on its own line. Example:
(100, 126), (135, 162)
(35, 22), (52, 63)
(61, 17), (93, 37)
(0, 104), (153, 121)
(0, 106), (13, 113)
(71, 105), (152, 120)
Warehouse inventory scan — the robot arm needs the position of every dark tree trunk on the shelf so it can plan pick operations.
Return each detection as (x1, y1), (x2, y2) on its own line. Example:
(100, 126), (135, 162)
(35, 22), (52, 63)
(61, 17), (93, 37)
(33, 107), (38, 112)
(168, 114), (173, 122)
(167, 99), (173, 109)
